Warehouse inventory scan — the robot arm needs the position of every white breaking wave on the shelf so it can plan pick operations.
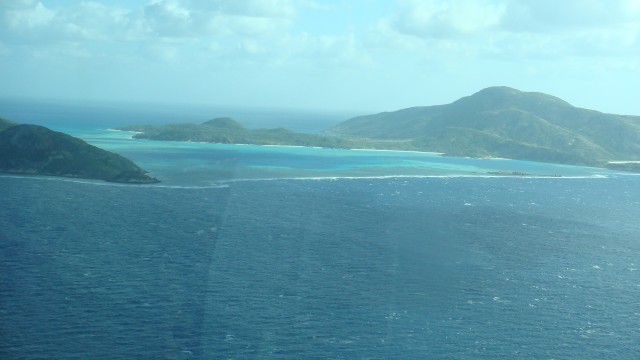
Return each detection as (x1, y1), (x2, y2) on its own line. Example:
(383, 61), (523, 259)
(2, 172), (610, 189)
(214, 173), (610, 184)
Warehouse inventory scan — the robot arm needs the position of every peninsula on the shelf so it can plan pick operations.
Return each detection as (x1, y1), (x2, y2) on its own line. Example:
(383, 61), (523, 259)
(0, 122), (159, 183)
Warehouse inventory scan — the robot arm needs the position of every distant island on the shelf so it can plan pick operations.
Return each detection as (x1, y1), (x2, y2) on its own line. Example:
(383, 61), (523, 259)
(117, 87), (640, 172)
(0, 122), (159, 184)
(119, 117), (383, 149)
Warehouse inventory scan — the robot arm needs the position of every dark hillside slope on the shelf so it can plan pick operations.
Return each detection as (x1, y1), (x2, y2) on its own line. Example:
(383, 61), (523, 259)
(0, 124), (158, 183)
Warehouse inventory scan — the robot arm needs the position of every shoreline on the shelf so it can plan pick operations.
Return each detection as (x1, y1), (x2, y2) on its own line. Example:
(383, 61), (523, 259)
(0, 172), (612, 195)
(97, 129), (632, 175)
(348, 148), (445, 156)
(121, 132), (455, 156)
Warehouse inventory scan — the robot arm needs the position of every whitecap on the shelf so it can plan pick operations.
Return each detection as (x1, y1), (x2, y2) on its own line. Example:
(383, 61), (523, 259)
(213, 173), (610, 183)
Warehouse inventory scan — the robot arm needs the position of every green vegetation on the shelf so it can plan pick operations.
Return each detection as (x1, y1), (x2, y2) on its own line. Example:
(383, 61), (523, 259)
(0, 123), (159, 183)
(327, 86), (640, 169)
(605, 162), (640, 172)
(119, 88), (640, 172)
(120, 117), (378, 149)
(202, 117), (247, 131)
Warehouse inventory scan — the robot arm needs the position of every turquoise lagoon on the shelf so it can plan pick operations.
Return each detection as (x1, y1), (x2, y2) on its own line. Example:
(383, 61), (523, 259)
(64, 128), (616, 187)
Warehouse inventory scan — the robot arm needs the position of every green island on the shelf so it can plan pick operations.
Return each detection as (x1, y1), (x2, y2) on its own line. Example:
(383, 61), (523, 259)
(118, 87), (640, 172)
(0, 122), (159, 184)
(119, 117), (401, 150)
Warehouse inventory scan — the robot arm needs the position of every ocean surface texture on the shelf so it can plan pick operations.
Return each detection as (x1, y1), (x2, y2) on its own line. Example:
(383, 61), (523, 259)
(1, 117), (640, 358)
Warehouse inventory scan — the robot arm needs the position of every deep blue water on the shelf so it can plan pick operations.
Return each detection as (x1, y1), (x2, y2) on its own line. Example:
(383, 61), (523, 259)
(2, 175), (640, 359)
(1, 105), (640, 358)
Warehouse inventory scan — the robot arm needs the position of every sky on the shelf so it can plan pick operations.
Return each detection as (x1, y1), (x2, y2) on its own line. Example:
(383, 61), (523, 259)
(1, 0), (639, 115)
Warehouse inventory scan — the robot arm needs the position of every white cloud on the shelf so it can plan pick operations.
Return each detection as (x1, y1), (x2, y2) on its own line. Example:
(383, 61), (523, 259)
(1, 0), (298, 43)
(371, 0), (640, 62)
(2, 1), (54, 29)
(0, 1), (149, 44)
(391, 0), (506, 38)
(3, 1), (638, 66)
(0, 0), (370, 72)
(0, 0), (299, 67)
(144, 0), (193, 37)
(501, 0), (639, 33)
(209, 0), (297, 18)
(142, 0), (297, 39)
(205, 13), (291, 37)
(499, 0), (640, 59)
(58, 2), (146, 41)
(1, 0), (638, 113)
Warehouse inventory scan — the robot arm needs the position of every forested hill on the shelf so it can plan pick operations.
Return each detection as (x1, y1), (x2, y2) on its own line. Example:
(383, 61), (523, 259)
(0, 123), (159, 183)
(119, 117), (360, 149)
(327, 86), (640, 167)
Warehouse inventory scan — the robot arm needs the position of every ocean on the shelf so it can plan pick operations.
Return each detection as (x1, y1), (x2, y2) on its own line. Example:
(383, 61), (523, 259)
(1, 102), (640, 359)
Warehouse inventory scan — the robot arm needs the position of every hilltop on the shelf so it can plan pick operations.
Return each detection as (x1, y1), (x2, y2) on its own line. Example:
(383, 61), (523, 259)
(327, 86), (640, 167)
(0, 123), (159, 183)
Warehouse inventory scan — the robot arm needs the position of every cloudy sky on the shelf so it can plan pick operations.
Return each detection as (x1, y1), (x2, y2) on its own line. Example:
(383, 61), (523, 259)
(1, 0), (639, 115)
